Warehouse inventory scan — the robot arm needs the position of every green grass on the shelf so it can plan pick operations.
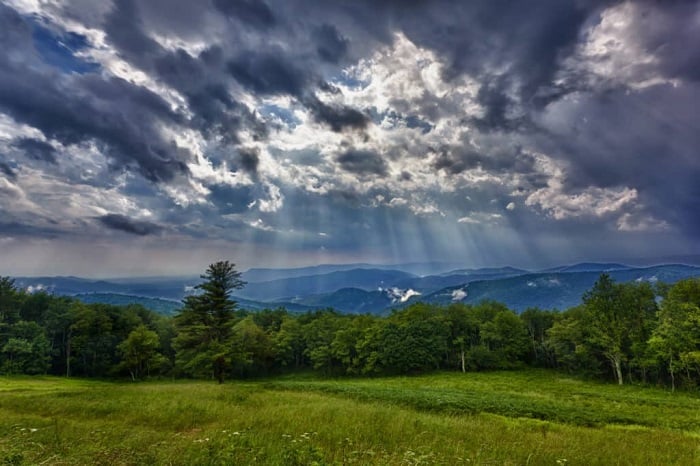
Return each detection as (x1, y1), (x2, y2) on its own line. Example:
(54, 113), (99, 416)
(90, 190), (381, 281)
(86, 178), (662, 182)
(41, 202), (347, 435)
(0, 371), (698, 465)
(267, 370), (700, 430)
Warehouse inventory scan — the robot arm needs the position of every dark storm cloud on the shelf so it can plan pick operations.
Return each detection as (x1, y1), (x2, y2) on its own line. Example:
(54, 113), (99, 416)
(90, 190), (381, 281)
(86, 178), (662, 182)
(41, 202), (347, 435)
(152, 47), (205, 84)
(369, 0), (610, 128)
(97, 214), (163, 236)
(538, 82), (700, 234)
(0, 69), (189, 181)
(0, 3), (33, 47)
(103, 0), (373, 145)
(432, 144), (536, 175)
(336, 150), (388, 176)
(0, 3), (190, 182)
(213, 0), (276, 29)
(313, 24), (349, 63)
(233, 0), (613, 131)
(227, 48), (369, 132)
(619, 0), (700, 83)
(103, 0), (161, 66)
(432, 147), (478, 175)
(0, 162), (16, 180)
(471, 79), (526, 132)
(12, 138), (57, 164)
(238, 147), (260, 174)
(305, 96), (370, 132)
(104, 1), (268, 145)
(228, 50), (308, 97)
(185, 83), (266, 144)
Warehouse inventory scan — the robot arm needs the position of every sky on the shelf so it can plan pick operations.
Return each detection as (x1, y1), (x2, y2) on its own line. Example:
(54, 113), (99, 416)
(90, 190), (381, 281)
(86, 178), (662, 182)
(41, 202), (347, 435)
(0, 0), (698, 277)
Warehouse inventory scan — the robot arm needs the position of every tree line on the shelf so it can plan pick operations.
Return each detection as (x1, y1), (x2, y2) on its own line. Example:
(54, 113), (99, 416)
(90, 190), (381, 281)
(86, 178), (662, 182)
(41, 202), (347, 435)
(1, 262), (699, 390)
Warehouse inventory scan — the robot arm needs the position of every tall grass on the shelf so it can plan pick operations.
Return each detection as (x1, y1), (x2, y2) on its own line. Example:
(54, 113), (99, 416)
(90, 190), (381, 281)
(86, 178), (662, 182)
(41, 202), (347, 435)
(1, 371), (699, 465)
(268, 370), (700, 430)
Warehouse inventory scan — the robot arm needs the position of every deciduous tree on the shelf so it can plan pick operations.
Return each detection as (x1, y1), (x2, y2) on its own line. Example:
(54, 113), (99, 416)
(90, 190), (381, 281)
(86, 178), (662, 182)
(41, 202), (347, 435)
(117, 324), (164, 380)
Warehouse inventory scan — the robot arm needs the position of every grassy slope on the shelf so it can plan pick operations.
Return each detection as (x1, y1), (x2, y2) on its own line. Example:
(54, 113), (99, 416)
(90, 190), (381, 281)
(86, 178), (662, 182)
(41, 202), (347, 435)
(0, 371), (698, 465)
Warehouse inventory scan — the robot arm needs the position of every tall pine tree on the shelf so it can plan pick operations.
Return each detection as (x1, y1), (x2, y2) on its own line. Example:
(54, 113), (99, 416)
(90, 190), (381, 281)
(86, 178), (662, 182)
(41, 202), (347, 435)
(173, 261), (246, 383)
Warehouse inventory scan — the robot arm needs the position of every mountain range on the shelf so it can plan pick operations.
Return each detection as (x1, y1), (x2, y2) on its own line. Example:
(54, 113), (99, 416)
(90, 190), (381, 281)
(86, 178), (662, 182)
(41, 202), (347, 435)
(11, 261), (700, 315)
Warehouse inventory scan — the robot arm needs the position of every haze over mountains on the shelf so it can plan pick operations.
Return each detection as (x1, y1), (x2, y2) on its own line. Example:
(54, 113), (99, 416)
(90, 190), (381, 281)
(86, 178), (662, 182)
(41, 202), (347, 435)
(11, 259), (700, 316)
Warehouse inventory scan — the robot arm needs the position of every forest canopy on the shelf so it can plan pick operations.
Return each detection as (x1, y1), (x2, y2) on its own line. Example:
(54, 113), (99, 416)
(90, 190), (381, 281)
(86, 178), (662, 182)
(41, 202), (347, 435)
(1, 263), (699, 390)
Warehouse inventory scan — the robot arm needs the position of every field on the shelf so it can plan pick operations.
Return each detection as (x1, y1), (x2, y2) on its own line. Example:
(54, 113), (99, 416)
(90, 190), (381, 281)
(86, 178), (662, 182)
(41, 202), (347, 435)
(1, 370), (699, 465)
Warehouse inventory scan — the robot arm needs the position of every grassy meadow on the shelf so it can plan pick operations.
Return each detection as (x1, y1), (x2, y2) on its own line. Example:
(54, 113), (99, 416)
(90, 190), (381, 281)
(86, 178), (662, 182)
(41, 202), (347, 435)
(1, 370), (699, 465)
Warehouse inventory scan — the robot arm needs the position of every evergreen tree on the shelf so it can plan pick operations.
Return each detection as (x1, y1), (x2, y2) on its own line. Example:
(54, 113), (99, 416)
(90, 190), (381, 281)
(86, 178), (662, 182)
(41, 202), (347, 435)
(173, 261), (246, 383)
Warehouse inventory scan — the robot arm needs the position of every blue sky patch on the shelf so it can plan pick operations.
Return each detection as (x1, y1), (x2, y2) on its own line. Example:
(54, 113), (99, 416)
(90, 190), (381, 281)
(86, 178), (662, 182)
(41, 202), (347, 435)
(259, 104), (301, 128)
(31, 21), (99, 74)
(331, 73), (368, 90)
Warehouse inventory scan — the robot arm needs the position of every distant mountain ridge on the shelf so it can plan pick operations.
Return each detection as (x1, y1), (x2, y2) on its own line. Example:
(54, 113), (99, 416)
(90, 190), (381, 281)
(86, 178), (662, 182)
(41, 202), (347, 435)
(241, 261), (464, 282)
(540, 263), (631, 273)
(13, 276), (196, 301)
(253, 263), (700, 314)
(439, 266), (529, 276)
(10, 262), (700, 316)
(402, 264), (700, 312)
(74, 293), (182, 316)
(237, 268), (416, 301)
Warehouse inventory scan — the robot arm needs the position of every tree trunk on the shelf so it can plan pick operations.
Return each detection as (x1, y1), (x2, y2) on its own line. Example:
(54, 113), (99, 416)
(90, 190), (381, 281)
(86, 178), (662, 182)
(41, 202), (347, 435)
(611, 356), (623, 385)
(615, 359), (623, 385)
(65, 334), (71, 377)
(669, 356), (675, 392)
(214, 356), (225, 384)
(460, 349), (466, 373)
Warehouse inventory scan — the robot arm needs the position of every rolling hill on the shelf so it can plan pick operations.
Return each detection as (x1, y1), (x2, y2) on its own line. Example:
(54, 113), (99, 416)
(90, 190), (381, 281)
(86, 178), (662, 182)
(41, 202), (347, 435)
(413, 264), (700, 312)
(11, 262), (700, 316)
(281, 264), (700, 314)
(74, 293), (182, 316)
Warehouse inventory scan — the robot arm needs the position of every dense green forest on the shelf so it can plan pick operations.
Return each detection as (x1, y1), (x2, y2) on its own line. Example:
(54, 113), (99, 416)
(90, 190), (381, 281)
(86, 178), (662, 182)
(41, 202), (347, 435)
(1, 262), (699, 390)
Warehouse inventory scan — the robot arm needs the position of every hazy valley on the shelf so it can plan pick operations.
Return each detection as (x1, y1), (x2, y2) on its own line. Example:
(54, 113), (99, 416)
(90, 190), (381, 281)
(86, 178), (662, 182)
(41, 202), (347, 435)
(13, 261), (700, 316)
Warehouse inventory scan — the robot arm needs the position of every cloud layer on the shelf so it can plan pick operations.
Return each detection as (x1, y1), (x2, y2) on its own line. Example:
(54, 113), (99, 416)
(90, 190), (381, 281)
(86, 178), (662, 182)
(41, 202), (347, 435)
(0, 0), (698, 275)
